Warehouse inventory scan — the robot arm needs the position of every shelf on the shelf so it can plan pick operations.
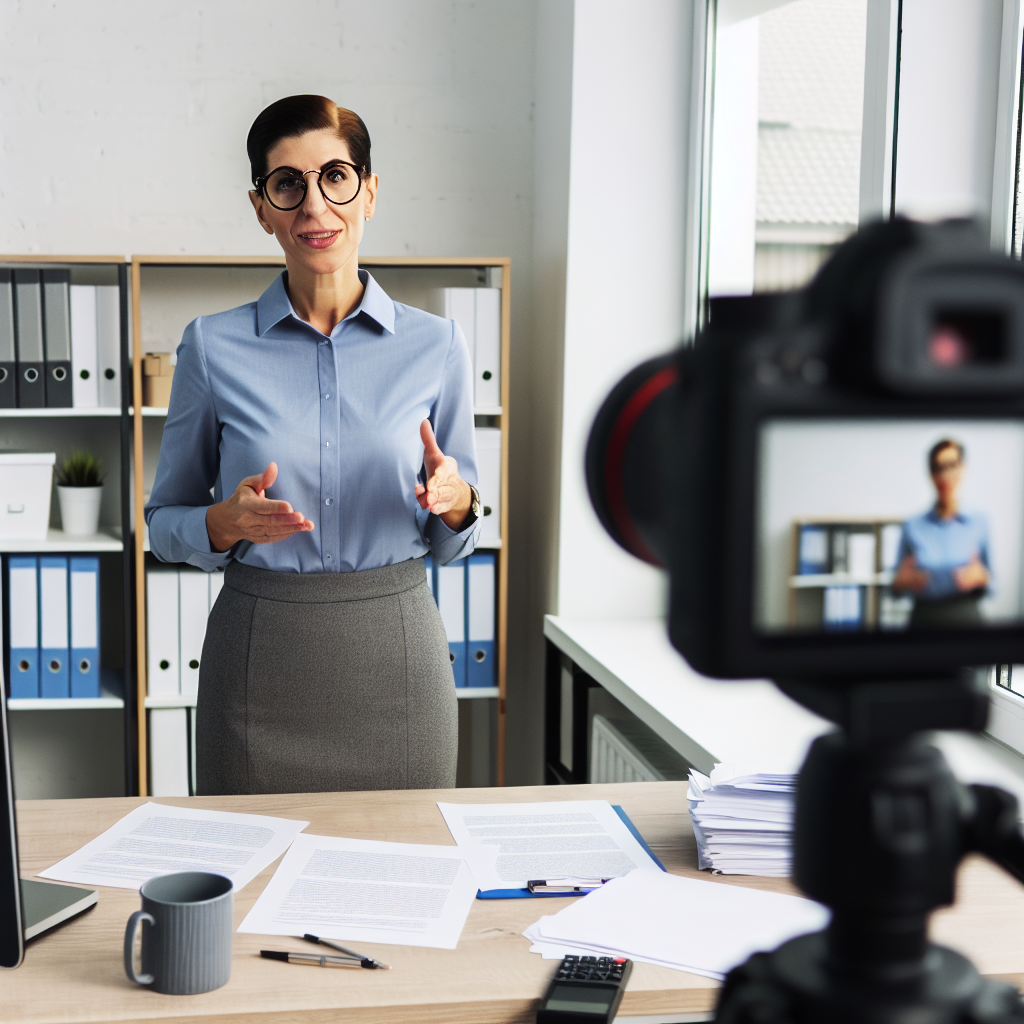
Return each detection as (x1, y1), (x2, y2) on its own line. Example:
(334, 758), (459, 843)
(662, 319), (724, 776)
(476, 538), (502, 549)
(8, 693), (125, 711)
(456, 687), (499, 699)
(0, 528), (123, 553)
(139, 406), (168, 417)
(790, 571), (895, 589)
(0, 407), (121, 418)
(474, 406), (502, 416)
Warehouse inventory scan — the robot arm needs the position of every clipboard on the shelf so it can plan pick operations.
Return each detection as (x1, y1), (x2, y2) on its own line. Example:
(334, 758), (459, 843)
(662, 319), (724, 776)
(475, 804), (667, 899)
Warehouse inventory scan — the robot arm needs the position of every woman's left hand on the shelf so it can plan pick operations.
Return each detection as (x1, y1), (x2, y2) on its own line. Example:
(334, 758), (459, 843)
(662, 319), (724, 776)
(415, 419), (472, 530)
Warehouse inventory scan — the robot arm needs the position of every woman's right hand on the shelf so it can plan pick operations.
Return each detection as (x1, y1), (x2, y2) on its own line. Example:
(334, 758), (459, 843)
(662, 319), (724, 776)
(892, 555), (929, 595)
(206, 462), (314, 552)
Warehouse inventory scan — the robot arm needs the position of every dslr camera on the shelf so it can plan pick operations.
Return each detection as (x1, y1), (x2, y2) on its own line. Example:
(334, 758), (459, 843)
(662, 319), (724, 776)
(587, 219), (1024, 1023)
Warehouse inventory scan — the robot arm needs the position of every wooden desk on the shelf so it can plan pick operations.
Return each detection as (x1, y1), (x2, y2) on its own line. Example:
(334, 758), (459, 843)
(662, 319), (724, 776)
(3, 781), (1023, 1023)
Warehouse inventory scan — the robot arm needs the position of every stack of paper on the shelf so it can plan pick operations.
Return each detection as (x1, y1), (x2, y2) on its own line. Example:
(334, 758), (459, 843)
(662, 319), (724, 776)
(524, 870), (827, 979)
(688, 762), (797, 877)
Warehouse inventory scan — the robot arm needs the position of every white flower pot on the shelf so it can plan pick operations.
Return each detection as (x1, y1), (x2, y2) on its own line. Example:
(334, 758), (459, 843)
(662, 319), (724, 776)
(57, 485), (103, 536)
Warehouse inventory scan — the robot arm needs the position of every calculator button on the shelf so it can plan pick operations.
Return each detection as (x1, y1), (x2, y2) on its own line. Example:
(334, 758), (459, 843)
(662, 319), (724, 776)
(614, 958), (626, 964)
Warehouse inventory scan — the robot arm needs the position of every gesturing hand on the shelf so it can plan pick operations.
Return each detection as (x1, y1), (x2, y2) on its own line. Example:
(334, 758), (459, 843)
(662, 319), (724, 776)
(954, 554), (990, 592)
(892, 555), (930, 595)
(206, 462), (314, 553)
(415, 419), (472, 531)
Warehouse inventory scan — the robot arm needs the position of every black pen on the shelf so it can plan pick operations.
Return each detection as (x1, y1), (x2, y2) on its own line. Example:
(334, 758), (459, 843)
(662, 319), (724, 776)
(303, 932), (391, 970)
(261, 950), (370, 969)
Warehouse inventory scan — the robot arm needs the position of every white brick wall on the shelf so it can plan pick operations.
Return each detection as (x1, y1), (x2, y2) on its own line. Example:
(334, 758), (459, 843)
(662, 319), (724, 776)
(0, 0), (536, 259)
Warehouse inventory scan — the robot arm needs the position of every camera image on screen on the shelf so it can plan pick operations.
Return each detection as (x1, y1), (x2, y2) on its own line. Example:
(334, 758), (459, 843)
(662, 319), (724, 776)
(755, 418), (1024, 634)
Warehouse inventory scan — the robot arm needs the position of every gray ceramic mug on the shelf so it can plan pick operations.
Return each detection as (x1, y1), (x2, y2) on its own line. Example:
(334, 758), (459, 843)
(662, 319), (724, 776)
(123, 872), (233, 995)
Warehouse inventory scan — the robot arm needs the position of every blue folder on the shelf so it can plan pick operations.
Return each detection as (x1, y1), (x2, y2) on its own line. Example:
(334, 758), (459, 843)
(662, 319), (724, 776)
(70, 556), (100, 699)
(39, 555), (70, 699)
(466, 553), (496, 687)
(475, 805), (666, 899)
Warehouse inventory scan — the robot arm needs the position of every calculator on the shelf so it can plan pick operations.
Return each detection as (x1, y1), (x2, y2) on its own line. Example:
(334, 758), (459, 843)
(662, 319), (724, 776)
(536, 954), (633, 1023)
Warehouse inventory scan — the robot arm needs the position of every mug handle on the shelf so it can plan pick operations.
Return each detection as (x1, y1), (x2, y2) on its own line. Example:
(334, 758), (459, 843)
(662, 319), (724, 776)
(124, 910), (156, 986)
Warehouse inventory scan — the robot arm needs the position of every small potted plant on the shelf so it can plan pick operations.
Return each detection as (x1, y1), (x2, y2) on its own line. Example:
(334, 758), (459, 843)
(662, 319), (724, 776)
(56, 450), (105, 536)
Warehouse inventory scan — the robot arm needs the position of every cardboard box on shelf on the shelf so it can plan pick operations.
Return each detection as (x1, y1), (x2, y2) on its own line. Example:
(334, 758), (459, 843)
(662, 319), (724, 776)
(143, 352), (174, 407)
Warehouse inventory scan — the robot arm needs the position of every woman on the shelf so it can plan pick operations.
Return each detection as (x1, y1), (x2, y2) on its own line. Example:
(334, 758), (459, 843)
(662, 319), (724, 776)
(145, 95), (482, 795)
(892, 438), (991, 629)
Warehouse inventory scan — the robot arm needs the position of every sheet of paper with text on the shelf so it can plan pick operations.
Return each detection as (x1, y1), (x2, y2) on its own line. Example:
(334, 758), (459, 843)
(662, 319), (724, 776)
(238, 833), (481, 950)
(437, 800), (661, 890)
(38, 802), (309, 891)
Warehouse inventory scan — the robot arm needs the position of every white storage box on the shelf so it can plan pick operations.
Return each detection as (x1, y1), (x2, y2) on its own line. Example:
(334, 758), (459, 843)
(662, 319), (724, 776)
(0, 452), (56, 540)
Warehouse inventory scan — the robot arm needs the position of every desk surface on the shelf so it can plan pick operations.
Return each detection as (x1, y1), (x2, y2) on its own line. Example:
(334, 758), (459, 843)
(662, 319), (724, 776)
(4, 782), (1024, 1024)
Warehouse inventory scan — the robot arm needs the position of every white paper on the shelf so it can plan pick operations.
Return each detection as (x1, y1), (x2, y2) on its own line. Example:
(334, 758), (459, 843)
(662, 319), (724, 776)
(437, 800), (661, 890)
(39, 802), (308, 891)
(525, 870), (828, 980)
(689, 763), (798, 876)
(238, 833), (481, 950)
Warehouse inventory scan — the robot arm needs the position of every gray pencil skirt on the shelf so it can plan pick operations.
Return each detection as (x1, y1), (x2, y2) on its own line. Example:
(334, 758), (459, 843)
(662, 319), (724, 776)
(195, 558), (457, 796)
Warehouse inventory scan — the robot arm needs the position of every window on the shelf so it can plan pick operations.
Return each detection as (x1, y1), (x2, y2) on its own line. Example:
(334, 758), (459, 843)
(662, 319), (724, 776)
(708, 0), (869, 297)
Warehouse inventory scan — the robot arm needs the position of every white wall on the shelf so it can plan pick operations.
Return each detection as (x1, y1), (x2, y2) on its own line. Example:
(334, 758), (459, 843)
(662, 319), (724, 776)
(554, 0), (693, 621)
(894, 0), (1004, 226)
(503, 0), (575, 785)
(0, 1), (536, 261)
(757, 420), (1024, 627)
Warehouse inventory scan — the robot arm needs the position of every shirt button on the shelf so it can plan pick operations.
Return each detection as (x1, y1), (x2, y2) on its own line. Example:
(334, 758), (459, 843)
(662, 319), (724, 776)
(325, 497), (333, 506)
(326, 554), (332, 561)
(323, 393), (330, 400)
(325, 441), (330, 447)
(320, 339), (328, 346)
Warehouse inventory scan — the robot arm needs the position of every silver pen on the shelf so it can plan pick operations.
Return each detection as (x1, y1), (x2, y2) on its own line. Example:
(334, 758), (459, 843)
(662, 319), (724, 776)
(261, 950), (365, 969)
(304, 932), (391, 969)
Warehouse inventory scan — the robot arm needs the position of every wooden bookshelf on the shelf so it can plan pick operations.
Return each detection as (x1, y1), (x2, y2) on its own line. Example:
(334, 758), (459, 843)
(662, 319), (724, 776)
(131, 255), (511, 793)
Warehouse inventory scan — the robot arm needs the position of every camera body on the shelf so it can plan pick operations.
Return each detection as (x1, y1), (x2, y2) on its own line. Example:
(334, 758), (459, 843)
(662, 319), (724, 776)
(589, 218), (1024, 684)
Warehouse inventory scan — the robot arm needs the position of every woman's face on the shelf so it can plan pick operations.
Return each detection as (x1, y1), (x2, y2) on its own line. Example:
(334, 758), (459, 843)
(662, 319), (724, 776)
(931, 446), (963, 504)
(248, 128), (378, 275)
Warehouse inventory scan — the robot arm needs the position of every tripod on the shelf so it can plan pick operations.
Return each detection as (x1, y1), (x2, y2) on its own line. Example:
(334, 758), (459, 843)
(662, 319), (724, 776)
(715, 675), (1024, 1024)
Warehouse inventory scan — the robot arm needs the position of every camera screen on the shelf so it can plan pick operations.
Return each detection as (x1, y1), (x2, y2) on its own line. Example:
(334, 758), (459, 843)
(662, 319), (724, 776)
(755, 419), (1024, 634)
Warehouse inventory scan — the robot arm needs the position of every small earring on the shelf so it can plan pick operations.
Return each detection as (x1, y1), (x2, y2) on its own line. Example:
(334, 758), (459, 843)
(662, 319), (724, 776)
(364, 216), (370, 222)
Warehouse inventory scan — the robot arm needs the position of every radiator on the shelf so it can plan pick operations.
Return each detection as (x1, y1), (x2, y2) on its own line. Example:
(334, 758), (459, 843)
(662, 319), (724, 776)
(590, 714), (690, 783)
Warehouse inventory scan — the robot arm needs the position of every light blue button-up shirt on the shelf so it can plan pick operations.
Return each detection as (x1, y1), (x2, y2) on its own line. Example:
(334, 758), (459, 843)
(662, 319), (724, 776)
(145, 270), (480, 573)
(896, 508), (991, 600)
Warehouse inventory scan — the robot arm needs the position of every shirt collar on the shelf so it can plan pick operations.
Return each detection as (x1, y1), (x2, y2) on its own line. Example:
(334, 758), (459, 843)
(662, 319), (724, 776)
(256, 268), (395, 337)
(926, 507), (967, 524)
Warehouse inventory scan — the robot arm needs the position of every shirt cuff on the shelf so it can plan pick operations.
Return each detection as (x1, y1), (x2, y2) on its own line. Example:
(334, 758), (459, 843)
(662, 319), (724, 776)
(150, 505), (233, 571)
(425, 510), (481, 565)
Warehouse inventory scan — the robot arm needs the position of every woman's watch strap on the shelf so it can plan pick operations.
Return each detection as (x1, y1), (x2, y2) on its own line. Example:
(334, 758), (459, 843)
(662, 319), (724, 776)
(463, 484), (482, 529)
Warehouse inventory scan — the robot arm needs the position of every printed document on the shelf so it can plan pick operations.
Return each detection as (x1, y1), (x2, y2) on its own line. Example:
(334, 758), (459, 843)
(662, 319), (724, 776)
(524, 869), (828, 979)
(39, 802), (308, 891)
(238, 834), (481, 950)
(437, 800), (660, 890)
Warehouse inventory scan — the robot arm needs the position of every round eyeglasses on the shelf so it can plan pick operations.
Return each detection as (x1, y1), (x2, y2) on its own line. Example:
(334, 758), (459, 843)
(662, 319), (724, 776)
(255, 161), (363, 211)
